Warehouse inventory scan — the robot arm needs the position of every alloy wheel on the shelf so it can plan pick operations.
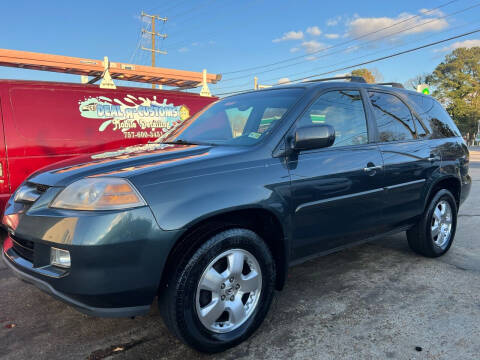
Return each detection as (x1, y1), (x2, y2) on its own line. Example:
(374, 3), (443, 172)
(431, 200), (453, 249)
(195, 249), (262, 333)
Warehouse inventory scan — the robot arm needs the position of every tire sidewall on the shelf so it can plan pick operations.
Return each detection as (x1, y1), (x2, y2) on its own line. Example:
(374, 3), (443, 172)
(174, 228), (276, 353)
(424, 189), (457, 256)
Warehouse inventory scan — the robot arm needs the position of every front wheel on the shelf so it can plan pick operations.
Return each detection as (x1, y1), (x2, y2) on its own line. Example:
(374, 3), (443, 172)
(407, 189), (458, 257)
(160, 228), (276, 353)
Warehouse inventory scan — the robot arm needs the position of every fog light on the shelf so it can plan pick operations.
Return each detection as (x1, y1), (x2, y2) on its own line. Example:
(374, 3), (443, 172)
(50, 247), (71, 268)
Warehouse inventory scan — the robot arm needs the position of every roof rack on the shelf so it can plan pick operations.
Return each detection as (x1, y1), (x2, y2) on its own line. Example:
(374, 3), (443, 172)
(0, 49), (221, 94)
(303, 76), (367, 84)
(375, 82), (404, 88)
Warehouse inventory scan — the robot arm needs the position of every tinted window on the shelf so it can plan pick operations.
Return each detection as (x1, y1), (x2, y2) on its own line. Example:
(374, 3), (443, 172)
(225, 107), (252, 137)
(163, 89), (304, 146)
(298, 90), (368, 147)
(414, 117), (427, 138)
(405, 94), (461, 138)
(369, 91), (416, 142)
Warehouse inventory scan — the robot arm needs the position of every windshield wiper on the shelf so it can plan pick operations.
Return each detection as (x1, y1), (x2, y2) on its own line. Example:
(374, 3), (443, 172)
(161, 139), (216, 146)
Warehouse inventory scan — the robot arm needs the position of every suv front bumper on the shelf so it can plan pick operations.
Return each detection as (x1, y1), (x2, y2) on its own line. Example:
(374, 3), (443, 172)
(2, 201), (182, 318)
(3, 244), (151, 317)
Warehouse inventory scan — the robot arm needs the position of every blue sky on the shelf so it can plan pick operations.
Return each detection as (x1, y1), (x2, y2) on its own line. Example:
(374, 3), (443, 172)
(1, 0), (479, 95)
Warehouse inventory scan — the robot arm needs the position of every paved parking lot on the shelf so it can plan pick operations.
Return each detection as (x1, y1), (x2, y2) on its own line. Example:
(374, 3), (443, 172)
(1, 153), (479, 360)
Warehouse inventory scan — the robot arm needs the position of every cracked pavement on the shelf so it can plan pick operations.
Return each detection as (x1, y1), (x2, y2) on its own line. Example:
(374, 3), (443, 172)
(1, 152), (479, 360)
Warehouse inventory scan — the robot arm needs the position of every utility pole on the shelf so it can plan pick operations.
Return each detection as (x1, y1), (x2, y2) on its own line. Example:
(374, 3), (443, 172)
(141, 11), (167, 88)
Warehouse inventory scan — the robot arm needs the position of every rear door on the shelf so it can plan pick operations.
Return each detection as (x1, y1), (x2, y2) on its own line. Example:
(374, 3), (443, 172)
(289, 88), (384, 260)
(366, 90), (438, 229)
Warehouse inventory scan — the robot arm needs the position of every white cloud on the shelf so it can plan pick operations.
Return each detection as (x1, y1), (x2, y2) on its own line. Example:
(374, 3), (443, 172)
(278, 77), (290, 84)
(178, 47), (189, 53)
(327, 16), (341, 27)
(290, 47), (300, 53)
(273, 30), (304, 42)
(301, 40), (326, 54)
(347, 10), (449, 43)
(306, 26), (322, 36)
(325, 33), (340, 39)
(435, 39), (480, 52)
(419, 8), (445, 17)
(305, 55), (317, 61)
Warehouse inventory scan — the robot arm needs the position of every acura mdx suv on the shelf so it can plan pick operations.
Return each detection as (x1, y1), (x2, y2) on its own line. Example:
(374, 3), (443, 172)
(2, 77), (471, 353)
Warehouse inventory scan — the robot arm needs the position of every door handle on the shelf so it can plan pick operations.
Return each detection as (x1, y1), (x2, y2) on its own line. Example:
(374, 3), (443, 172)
(363, 165), (383, 173)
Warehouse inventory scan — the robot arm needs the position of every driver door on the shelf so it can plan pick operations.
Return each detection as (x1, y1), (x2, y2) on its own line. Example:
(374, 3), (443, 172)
(288, 89), (385, 260)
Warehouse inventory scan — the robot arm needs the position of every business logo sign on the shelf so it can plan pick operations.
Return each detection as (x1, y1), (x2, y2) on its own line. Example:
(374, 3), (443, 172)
(78, 95), (190, 139)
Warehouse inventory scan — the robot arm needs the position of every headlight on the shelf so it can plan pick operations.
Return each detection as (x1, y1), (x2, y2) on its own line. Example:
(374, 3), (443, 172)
(50, 178), (146, 211)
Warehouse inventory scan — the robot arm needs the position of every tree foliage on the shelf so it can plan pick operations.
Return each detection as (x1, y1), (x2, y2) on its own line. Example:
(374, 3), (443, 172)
(351, 68), (377, 83)
(427, 47), (480, 136)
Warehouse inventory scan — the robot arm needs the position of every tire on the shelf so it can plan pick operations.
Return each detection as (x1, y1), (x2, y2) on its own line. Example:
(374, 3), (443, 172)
(407, 189), (458, 258)
(159, 228), (276, 353)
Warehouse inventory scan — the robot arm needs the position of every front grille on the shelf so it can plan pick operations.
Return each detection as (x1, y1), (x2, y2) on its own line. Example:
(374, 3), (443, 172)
(11, 235), (35, 263)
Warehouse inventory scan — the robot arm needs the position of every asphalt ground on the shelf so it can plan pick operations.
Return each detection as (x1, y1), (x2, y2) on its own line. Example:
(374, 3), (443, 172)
(1, 152), (479, 360)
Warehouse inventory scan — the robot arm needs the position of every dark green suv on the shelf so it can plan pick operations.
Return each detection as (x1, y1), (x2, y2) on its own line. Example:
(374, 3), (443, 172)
(3, 77), (471, 352)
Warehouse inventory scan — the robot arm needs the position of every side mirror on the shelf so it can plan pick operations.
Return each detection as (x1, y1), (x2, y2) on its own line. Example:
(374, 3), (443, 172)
(292, 124), (335, 151)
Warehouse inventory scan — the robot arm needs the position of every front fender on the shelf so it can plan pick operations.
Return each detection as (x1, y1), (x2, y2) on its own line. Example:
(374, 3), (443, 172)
(134, 161), (291, 232)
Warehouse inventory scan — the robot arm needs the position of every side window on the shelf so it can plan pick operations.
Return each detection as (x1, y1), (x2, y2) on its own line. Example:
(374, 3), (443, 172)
(405, 94), (460, 138)
(414, 117), (427, 138)
(368, 91), (416, 142)
(297, 90), (368, 147)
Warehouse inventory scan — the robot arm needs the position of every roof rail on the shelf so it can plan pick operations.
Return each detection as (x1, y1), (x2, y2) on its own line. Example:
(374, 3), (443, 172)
(303, 76), (366, 84)
(375, 82), (404, 89)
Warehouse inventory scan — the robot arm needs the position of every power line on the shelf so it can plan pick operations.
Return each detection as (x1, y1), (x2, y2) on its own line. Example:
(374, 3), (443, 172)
(129, 32), (143, 64)
(165, 0), (260, 51)
(260, 21), (480, 85)
(290, 28), (480, 83)
(214, 18), (480, 92)
(215, 28), (480, 96)
(220, 0), (461, 76)
(149, 0), (190, 15)
(164, 0), (228, 40)
(164, 0), (217, 22)
(130, 20), (151, 65)
(217, 1), (480, 86)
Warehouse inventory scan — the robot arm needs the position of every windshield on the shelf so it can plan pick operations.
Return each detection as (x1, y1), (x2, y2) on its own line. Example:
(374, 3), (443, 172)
(158, 88), (304, 146)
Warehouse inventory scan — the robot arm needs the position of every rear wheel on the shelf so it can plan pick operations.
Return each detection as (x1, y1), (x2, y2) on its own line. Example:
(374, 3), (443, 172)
(159, 228), (276, 353)
(407, 189), (457, 257)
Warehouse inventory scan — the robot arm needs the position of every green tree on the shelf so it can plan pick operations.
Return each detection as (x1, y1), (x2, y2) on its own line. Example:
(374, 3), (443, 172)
(351, 68), (377, 83)
(427, 47), (480, 136)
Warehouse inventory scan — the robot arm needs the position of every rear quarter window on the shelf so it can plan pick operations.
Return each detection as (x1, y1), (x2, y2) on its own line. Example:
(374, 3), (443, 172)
(368, 91), (416, 142)
(405, 93), (461, 138)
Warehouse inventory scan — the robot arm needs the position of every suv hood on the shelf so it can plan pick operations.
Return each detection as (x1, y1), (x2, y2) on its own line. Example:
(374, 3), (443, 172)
(27, 143), (216, 187)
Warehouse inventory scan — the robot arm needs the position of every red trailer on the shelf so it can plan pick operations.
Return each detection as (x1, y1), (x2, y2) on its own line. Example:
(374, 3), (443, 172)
(0, 79), (217, 213)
